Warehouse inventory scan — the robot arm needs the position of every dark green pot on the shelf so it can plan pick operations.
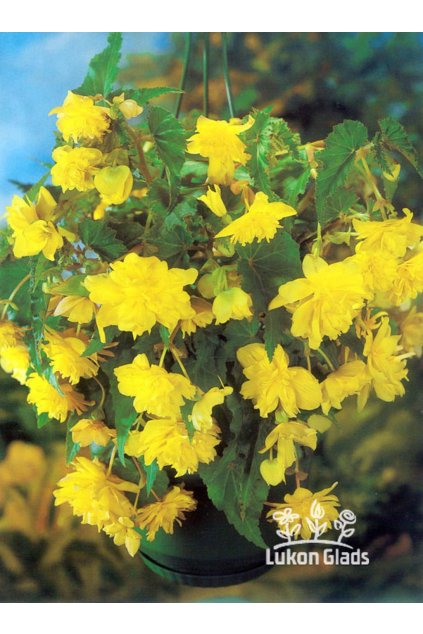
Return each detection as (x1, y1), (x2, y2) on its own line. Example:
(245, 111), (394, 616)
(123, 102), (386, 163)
(140, 482), (269, 587)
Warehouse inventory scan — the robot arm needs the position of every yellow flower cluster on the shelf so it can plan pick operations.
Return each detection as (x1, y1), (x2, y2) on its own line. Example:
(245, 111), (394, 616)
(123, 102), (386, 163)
(6, 187), (63, 261)
(353, 210), (423, 306)
(53, 457), (141, 556)
(137, 486), (197, 541)
(84, 254), (198, 341)
(259, 421), (317, 486)
(215, 192), (297, 246)
(115, 353), (195, 418)
(187, 116), (251, 185)
(53, 458), (198, 555)
(49, 91), (111, 142)
(42, 328), (99, 385)
(26, 373), (89, 423)
(237, 343), (322, 418)
(124, 420), (220, 476)
(270, 254), (370, 350)
(0, 321), (30, 385)
(49, 92), (133, 209)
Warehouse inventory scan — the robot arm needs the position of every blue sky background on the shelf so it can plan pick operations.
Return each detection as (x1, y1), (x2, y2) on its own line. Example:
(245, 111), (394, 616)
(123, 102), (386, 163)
(0, 33), (169, 214)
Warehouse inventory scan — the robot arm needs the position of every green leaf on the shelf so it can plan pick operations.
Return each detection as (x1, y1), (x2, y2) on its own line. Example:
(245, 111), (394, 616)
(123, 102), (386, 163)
(184, 330), (227, 391)
(282, 165), (311, 206)
(320, 188), (359, 225)
(199, 422), (271, 548)
(110, 375), (137, 466)
(138, 457), (159, 495)
(159, 325), (170, 347)
(244, 110), (273, 195)
(372, 131), (392, 175)
(264, 309), (291, 360)
(316, 120), (368, 221)
(0, 259), (31, 322)
(148, 106), (186, 206)
(77, 32), (122, 97)
(223, 317), (260, 356)
(237, 231), (302, 312)
(81, 335), (105, 358)
(36, 412), (50, 429)
(66, 414), (80, 463)
(378, 116), (422, 177)
(272, 118), (301, 158)
(125, 87), (181, 106)
(80, 218), (126, 261)
(49, 275), (89, 297)
(24, 173), (50, 203)
(0, 231), (11, 264)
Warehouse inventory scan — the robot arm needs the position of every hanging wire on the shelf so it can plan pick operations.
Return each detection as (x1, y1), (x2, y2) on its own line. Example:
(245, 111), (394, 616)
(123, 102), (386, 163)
(174, 32), (193, 118)
(202, 33), (210, 117)
(221, 33), (235, 118)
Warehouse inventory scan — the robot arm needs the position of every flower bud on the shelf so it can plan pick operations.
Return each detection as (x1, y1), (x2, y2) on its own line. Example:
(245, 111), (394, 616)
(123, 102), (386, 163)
(94, 165), (133, 205)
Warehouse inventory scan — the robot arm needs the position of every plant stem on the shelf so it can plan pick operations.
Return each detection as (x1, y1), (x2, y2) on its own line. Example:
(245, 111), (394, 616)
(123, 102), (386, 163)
(202, 33), (210, 117)
(174, 32), (193, 118)
(106, 445), (117, 477)
(158, 346), (168, 368)
(1, 273), (30, 320)
(126, 125), (153, 184)
(170, 345), (191, 381)
(92, 376), (106, 410)
(222, 33), (235, 118)
(317, 347), (336, 372)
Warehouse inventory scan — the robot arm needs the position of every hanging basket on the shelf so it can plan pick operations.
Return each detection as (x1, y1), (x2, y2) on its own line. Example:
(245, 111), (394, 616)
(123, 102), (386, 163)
(140, 481), (269, 587)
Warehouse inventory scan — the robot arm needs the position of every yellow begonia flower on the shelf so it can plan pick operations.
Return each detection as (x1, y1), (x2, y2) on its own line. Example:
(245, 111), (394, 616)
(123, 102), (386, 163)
(115, 353), (196, 419)
(137, 486), (197, 542)
(212, 287), (253, 324)
(6, 187), (63, 261)
(237, 343), (322, 418)
(267, 483), (340, 540)
(53, 295), (96, 325)
(71, 419), (116, 447)
(190, 386), (233, 431)
(103, 516), (141, 557)
(388, 251), (423, 306)
(26, 373), (89, 423)
(84, 253), (197, 342)
(126, 419), (220, 476)
(0, 320), (24, 351)
(0, 344), (30, 385)
(399, 307), (423, 357)
(42, 329), (99, 385)
(259, 421), (317, 486)
(215, 192), (297, 246)
(198, 184), (228, 217)
(353, 249), (399, 295)
(49, 91), (111, 142)
(362, 317), (408, 405)
(53, 457), (138, 533)
(187, 116), (251, 186)
(269, 255), (370, 350)
(321, 360), (370, 415)
(51, 145), (103, 192)
(94, 165), (133, 205)
(353, 208), (423, 258)
(0, 441), (45, 487)
(113, 94), (143, 119)
(180, 297), (215, 336)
